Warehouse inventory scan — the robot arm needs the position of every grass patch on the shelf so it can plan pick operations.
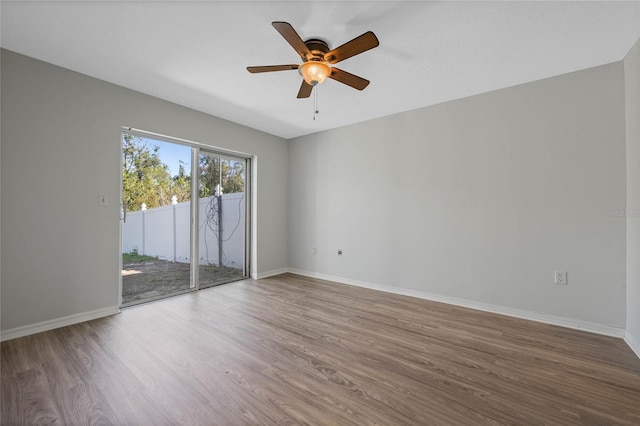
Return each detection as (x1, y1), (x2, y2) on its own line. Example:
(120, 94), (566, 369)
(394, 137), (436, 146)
(123, 252), (158, 263)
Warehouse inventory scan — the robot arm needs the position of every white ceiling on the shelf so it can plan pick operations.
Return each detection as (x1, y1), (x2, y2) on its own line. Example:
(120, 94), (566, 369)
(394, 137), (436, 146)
(2, 1), (640, 139)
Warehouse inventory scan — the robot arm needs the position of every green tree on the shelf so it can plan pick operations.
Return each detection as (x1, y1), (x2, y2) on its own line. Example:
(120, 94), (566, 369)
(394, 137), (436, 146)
(171, 161), (192, 202)
(199, 156), (245, 197)
(122, 135), (191, 211)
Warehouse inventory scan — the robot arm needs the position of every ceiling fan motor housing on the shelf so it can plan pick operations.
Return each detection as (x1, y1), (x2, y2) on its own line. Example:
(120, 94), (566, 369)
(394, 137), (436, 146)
(304, 39), (330, 60)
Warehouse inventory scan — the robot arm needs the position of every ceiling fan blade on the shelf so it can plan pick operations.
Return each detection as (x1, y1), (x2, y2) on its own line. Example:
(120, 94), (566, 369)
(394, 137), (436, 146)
(272, 21), (311, 61)
(247, 65), (299, 73)
(325, 31), (379, 64)
(328, 68), (370, 90)
(297, 80), (313, 98)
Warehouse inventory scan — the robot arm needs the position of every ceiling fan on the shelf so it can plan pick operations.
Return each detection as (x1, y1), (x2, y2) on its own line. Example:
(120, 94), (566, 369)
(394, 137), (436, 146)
(247, 22), (379, 98)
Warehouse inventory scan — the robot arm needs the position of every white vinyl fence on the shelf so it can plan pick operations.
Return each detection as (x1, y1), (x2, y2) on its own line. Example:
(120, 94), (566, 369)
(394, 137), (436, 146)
(122, 193), (245, 269)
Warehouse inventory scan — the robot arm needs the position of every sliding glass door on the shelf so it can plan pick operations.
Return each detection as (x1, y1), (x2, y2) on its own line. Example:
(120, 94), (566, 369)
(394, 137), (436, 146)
(120, 131), (250, 307)
(120, 134), (193, 306)
(198, 151), (248, 288)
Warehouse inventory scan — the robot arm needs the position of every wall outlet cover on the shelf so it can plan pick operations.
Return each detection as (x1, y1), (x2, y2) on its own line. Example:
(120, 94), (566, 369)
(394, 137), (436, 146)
(555, 271), (568, 285)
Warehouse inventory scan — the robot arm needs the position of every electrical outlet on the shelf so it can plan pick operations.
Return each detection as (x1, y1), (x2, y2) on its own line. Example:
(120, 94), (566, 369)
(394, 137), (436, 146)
(555, 271), (567, 285)
(312, 247), (317, 254)
(338, 249), (343, 255)
(98, 195), (108, 206)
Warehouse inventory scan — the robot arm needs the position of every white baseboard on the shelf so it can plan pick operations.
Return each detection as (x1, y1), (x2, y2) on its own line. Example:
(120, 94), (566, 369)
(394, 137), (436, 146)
(2, 272), (636, 359)
(253, 268), (289, 280)
(287, 268), (626, 339)
(625, 331), (640, 359)
(1, 305), (120, 342)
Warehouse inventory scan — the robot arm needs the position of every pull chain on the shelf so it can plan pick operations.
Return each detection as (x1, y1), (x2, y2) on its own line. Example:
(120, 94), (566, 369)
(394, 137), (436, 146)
(313, 85), (319, 120)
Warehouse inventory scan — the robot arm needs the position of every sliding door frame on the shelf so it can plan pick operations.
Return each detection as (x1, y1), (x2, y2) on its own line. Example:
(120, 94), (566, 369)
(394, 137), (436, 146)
(120, 126), (253, 297)
(198, 149), (252, 286)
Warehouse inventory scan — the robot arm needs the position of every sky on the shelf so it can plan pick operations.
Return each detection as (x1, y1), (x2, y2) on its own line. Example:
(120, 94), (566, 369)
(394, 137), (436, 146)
(145, 137), (191, 177)
(137, 136), (244, 179)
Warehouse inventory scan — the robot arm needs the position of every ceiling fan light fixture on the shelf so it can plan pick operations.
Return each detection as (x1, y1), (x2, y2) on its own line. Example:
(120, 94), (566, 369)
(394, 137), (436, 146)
(298, 61), (331, 86)
(247, 22), (379, 98)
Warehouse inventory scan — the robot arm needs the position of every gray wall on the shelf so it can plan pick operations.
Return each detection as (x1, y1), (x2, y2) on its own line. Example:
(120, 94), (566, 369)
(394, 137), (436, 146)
(626, 38), (640, 347)
(289, 62), (627, 328)
(1, 49), (289, 331)
(2, 46), (636, 338)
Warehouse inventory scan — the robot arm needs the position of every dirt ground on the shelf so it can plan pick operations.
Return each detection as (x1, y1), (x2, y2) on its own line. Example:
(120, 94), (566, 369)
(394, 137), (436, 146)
(122, 260), (244, 306)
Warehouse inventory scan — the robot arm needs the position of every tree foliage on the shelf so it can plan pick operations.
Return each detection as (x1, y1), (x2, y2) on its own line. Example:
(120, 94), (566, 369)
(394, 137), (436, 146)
(172, 161), (192, 202)
(122, 135), (245, 212)
(122, 135), (191, 211)
(199, 155), (245, 198)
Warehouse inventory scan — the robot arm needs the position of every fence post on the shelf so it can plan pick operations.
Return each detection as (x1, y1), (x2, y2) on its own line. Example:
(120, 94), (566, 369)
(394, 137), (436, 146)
(215, 185), (223, 267)
(172, 195), (177, 262)
(141, 203), (147, 255)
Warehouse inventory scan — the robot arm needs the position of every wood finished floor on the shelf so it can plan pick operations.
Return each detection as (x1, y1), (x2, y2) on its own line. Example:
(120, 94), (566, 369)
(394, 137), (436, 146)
(2, 273), (640, 425)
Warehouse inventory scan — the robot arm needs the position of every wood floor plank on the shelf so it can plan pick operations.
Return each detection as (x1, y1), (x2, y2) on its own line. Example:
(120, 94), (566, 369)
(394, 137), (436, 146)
(38, 329), (117, 425)
(2, 273), (640, 425)
(2, 367), (62, 424)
